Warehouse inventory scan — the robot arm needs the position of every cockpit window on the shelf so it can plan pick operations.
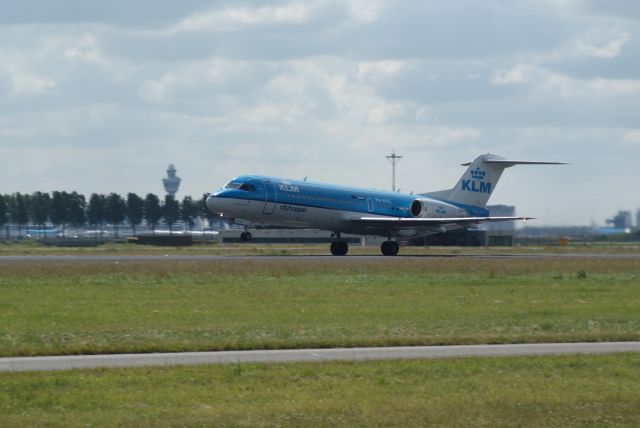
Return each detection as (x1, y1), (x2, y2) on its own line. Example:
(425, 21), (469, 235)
(225, 182), (242, 189)
(225, 181), (256, 192)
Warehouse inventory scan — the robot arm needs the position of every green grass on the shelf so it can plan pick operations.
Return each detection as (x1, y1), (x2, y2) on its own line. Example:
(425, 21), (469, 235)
(1, 257), (639, 356)
(1, 353), (639, 427)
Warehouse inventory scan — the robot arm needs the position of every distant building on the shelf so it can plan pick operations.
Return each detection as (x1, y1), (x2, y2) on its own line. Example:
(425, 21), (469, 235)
(593, 227), (631, 236)
(162, 164), (181, 198)
(483, 205), (516, 232)
(606, 210), (632, 229)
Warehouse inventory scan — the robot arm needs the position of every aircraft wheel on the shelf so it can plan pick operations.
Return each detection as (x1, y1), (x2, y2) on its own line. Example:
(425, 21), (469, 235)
(330, 241), (348, 256)
(240, 231), (252, 242)
(381, 240), (399, 256)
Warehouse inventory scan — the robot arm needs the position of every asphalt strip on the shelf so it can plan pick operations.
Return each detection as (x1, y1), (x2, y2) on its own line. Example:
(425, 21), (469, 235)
(1, 342), (639, 372)
(2, 253), (640, 263)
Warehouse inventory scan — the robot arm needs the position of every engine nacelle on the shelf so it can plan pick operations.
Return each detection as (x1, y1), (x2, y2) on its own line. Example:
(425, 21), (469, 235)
(410, 198), (466, 218)
(410, 199), (423, 217)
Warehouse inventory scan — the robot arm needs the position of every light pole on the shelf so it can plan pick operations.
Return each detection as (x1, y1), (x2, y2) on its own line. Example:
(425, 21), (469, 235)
(385, 151), (402, 192)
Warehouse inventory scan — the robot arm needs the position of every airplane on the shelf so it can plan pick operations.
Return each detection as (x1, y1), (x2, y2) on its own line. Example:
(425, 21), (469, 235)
(206, 153), (565, 256)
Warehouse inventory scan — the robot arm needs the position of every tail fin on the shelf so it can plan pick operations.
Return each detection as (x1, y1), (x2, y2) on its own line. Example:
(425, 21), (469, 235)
(423, 153), (565, 209)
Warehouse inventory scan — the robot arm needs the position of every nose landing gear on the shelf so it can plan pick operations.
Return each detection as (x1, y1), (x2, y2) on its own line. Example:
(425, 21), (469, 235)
(240, 231), (252, 242)
(381, 240), (399, 256)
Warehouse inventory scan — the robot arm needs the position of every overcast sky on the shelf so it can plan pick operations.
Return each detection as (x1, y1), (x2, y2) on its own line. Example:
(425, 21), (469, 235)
(1, 0), (639, 225)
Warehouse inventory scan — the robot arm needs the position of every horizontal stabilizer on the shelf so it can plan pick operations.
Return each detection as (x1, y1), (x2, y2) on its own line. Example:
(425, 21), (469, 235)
(461, 160), (567, 167)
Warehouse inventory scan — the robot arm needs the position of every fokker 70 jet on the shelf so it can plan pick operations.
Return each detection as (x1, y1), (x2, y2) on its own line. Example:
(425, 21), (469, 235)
(206, 153), (564, 256)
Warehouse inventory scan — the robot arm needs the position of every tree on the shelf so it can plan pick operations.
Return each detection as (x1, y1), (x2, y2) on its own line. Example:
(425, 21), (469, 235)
(162, 195), (180, 235)
(9, 193), (29, 238)
(200, 193), (218, 230)
(87, 193), (106, 238)
(30, 191), (51, 235)
(126, 193), (144, 237)
(67, 192), (86, 230)
(105, 193), (126, 238)
(50, 191), (70, 237)
(144, 193), (162, 234)
(0, 195), (7, 239)
(180, 195), (199, 232)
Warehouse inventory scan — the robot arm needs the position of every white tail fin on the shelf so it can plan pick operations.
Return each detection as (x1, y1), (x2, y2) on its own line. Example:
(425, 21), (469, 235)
(423, 153), (566, 209)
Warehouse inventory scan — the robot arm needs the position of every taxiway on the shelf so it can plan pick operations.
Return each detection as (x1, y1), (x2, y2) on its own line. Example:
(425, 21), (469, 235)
(2, 252), (640, 264)
(1, 342), (639, 372)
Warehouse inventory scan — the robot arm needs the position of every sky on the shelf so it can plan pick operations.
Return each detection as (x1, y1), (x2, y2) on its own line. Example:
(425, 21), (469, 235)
(1, 0), (639, 226)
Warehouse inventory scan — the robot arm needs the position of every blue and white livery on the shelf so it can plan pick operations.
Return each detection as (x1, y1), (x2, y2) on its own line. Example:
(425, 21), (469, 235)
(206, 153), (565, 256)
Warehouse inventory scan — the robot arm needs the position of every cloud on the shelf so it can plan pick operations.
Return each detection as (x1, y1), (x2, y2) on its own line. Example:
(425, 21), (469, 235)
(0, 0), (211, 27)
(491, 64), (640, 97)
(624, 129), (640, 144)
(0, 126), (36, 139)
(342, 2), (572, 60)
(589, 78), (640, 96)
(491, 64), (528, 85)
(581, 1), (640, 19)
(0, 57), (55, 97)
(357, 60), (409, 80)
(138, 63), (234, 104)
(62, 33), (105, 64)
(577, 32), (630, 58)
(171, 3), (314, 32)
(8, 66), (56, 96)
(346, 0), (386, 23)
(95, 1), (576, 63)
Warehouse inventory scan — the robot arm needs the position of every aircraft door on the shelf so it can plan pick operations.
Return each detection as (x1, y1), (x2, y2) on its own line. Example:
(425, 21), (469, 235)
(367, 198), (374, 212)
(263, 181), (277, 214)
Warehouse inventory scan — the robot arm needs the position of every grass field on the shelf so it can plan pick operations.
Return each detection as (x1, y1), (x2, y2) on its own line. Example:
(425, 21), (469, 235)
(1, 256), (639, 356)
(1, 353), (639, 427)
(2, 246), (639, 426)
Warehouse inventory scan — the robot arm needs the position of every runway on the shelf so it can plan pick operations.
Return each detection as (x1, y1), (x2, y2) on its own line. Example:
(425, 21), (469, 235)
(1, 342), (639, 372)
(1, 252), (640, 263)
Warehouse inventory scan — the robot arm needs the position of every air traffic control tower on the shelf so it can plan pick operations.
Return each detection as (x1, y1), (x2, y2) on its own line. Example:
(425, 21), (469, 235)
(162, 164), (181, 197)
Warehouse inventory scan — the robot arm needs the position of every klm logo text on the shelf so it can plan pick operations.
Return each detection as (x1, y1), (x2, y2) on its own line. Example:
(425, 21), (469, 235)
(279, 183), (300, 193)
(461, 180), (492, 194)
(462, 167), (491, 194)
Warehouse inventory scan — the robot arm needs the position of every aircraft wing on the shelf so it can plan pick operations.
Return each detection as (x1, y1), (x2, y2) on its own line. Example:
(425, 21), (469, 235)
(351, 216), (532, 228)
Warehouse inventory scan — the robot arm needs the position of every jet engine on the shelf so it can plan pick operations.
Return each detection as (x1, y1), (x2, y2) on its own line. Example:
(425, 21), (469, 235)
(410, 199), (424, 217)
(410, 198), (465, 218)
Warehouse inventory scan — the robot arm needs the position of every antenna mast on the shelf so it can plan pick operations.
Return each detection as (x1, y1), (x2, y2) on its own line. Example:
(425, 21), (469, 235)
(385, 151), (403, 192)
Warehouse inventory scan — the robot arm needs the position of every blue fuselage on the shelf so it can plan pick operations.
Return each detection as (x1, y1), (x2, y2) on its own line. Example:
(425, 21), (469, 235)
(211, 175), (415, 217)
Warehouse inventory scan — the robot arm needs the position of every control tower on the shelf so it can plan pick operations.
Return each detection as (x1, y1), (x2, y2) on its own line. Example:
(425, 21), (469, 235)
(162, 164), (181, 197)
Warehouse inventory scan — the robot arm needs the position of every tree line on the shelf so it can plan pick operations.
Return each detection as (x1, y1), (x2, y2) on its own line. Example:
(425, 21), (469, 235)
(0, 192), (218, 238)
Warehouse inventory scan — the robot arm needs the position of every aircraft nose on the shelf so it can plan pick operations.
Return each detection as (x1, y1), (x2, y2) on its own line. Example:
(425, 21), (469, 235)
(206, 194), (222, 215)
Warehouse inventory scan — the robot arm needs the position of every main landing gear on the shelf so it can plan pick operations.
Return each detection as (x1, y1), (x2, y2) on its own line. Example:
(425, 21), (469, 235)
(240, 231), (252, 242)
(381, 240), (399, 256)
(330, 233), (348, 256)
